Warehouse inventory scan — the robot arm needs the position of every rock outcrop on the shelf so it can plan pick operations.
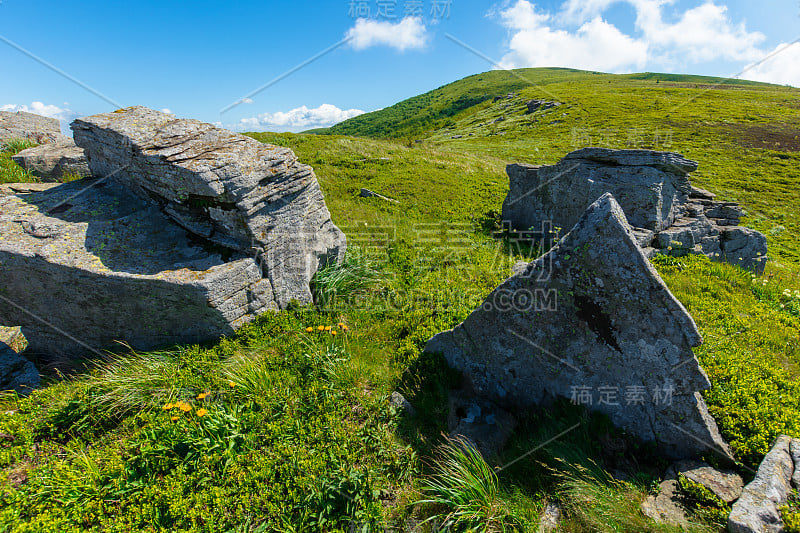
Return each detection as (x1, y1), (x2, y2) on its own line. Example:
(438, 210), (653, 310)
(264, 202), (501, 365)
(728, 435), (800, 533)
(72, 106), (345, 307)
(502, 148), (768, 273)
(525, 99), (561, 114)
(425, 193), (732, 460)
(0, 107), (345, 358)
(0, 327), (39, 394)
(11, 139), (90, 181)
(0, 111), (66, 145)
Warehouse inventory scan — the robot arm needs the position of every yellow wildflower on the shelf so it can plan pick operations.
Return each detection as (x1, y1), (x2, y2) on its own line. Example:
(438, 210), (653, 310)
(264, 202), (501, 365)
(170, 416), (179, 421)
(324, 326), (332, 331)
(317, 326), (325, 331)
(305, 327), (314, 333)
(228, 381), (236, 388)
(196, 408), (208, 417)
(331, 330), (337, 336)
(162, 403), (174, 410)
(178, 402), (192, 412)
(197, 392), (209, 400)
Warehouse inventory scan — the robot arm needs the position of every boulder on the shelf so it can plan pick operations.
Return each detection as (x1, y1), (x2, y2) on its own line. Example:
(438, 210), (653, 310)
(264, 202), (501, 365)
(72, 106), (345, 308)
(0, 111), (66, 145)
(728, 435), (797, 533)
(0, 178), (276, 357)
(502, 148), (768, 273)
(0, 107), (344, 358)
(0, 327), (39, 395)
(426, 193), (732, 460)
(675, 460), (743, 503)
(11, 139), (90, 182)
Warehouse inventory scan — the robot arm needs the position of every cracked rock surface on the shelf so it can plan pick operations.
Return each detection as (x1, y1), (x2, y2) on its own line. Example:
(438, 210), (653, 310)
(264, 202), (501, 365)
(426, 193), (731, 460)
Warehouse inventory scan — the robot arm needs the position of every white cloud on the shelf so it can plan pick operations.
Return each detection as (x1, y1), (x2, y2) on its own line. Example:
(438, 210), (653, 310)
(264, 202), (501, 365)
(235, 103), (366, 132)
(494, 0), (790, 82)
(0, 102), (80, 134)
(346, 16), (428, 51)
(741, 42), (800, 86)
(498, 2), (648, 71)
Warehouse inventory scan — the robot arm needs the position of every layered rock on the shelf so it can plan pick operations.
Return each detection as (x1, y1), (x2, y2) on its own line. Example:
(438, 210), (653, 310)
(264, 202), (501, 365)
(426, 193), (732, 460)
(0, 111), (66, 145)
(72, 106), (345, 306)
(502, 148), (768, 273)
(11, 139), (90, 181)
(0, 178), (276, 357)
(0, 107), (345, 359)
(728, 435), (800, 533)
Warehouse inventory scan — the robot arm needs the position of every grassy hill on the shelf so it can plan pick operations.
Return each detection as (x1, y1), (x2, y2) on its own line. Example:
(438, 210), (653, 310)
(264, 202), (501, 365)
(0, 69), (799, 531)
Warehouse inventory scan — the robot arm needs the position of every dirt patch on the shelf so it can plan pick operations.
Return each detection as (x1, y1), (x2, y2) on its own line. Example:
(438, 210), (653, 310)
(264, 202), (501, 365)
(721, 123), (800, 152)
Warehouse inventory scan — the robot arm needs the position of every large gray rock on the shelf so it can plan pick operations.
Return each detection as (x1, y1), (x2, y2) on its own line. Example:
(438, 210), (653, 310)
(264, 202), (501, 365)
(502, 148), (768, 273)
(426, 193), (731, 460)
(11, 139), (90, 182)
(0, 178), (276, 357)
(72, 106), (346, 307)
(728, 435), (797, 533)
(0, 111), (66, 145)
(0, 327), (39, 395)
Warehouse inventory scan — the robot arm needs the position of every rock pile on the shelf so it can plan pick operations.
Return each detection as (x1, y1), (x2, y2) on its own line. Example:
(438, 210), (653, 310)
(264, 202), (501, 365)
(502, 148), (768, 273)
(0, 107), (345, 358)
(524, 99), (561, 114)
(426, 193), (732, 460)
(0, 111), (66, 145)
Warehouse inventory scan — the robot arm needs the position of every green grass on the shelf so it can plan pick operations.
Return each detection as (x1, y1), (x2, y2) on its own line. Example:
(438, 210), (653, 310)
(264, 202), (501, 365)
(1, 68), (799, 531)
(0, 138), (38, 184)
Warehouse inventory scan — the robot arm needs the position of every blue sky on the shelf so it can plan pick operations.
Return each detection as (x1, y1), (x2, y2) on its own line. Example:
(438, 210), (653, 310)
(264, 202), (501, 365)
(1, 0), (798, 133)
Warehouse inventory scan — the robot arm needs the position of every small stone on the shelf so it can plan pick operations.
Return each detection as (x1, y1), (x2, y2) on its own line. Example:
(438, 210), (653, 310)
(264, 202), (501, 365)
(447, 389), (517, 459)
(674, 459), (743, 503)
(538, 502), (561, 532)
(389, 391), (415, 417)
(642, 466), (691, 528)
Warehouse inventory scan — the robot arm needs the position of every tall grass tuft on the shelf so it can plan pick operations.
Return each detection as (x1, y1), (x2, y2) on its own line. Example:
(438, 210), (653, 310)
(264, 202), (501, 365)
(1, 138), (38, 154)
(86, 349), (189, 416)
(311, 245), (384, 309)
(556, 462), (715, 532)
(418, 435), (519, 532)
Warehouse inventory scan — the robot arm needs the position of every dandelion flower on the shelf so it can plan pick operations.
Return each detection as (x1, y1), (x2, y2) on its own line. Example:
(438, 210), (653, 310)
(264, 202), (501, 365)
(179, 403), (192, 412)
(162, 403), (174, 410)
(342, 325), (349, 331)
(228, 381), (236, 388)
(170, 416), (179, 422)
(305, 327), (314, 333)
(337, 322), (345, 328)
(196, 408), (208, 417)
(325, 326), (332, 331)
(317, 326), (325, 331)
(331, 330), (337, 336)
(197, 392), (209, 400)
